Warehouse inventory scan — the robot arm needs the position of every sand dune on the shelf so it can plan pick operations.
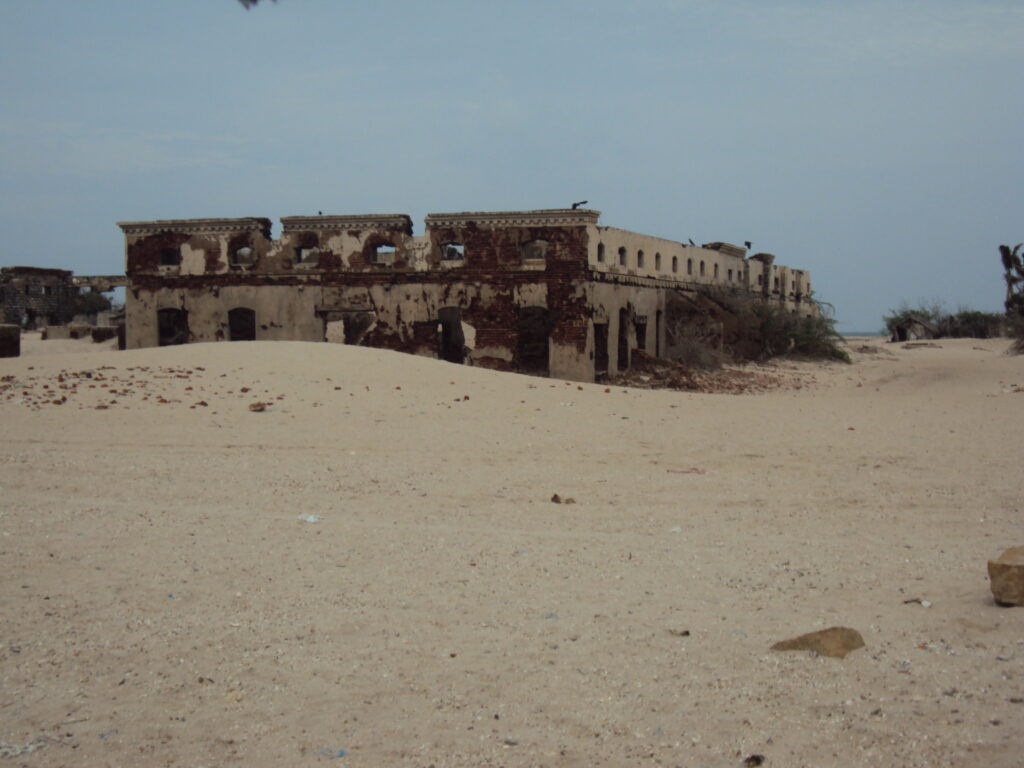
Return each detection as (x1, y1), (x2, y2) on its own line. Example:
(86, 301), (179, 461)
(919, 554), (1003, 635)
(1, 335), (1022, 767)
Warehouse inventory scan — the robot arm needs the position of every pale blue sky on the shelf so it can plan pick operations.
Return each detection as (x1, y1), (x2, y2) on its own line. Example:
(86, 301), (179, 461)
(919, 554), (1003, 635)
(2, 0), (1021, 331)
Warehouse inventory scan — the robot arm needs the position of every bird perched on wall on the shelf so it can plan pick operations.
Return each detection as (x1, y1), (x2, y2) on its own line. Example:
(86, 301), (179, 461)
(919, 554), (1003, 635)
(318, 211), (323, 215)
(571, 200), (588, 210)
(688, 238), (696, 246)
(744, 241), (752, 250)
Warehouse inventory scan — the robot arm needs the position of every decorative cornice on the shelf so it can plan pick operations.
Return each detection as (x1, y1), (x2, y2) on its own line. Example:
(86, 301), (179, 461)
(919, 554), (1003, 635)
(117, 218), (268, 236)
(425, 209), (600, 230)
(281, 214), (413, 233)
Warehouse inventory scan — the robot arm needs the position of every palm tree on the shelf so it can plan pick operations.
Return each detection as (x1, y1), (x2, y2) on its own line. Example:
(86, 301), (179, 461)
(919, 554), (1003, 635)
(1001, 244), (1024, 309)
(1001, 243), (1024, 352)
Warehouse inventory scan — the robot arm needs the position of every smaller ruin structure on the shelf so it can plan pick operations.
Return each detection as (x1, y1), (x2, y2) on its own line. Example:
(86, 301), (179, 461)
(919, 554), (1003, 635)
(118, 208), (816, 382)
(1, 267), (78, 329)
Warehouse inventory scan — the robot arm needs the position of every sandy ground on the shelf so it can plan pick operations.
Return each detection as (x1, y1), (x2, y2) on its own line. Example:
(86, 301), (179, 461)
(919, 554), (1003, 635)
(1, 332), (1022, 768)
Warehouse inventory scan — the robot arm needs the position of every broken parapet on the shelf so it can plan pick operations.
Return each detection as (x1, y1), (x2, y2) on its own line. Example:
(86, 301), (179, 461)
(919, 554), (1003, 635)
(0, 324), (20, 358)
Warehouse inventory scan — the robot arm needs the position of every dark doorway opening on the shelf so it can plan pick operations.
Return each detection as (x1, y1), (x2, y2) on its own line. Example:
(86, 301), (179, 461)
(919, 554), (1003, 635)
(634, 317), (647, 352)
(655, 310), (663, 357)
(228, 307), (256, 341)
(437, 307), (465, 364)
(617, 307), (630, 371)
(343, 312), (375, 345)
(157, 308), (189, 346)
(594, 322), (609, 379)
(517, 306), (550, 374)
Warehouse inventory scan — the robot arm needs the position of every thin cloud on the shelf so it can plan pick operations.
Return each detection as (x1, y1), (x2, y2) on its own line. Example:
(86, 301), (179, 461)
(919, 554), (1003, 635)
(0, 120), (245, 177)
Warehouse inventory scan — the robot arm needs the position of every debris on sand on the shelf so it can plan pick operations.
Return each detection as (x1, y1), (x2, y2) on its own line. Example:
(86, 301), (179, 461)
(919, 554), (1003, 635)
(988, 547), (1024, 606)
(771, 627), (865, 659)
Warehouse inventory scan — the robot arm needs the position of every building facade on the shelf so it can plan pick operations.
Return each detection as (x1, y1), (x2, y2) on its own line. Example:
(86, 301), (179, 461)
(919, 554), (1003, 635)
(0, 267), (78, 328)
(118, 209), (814, 381)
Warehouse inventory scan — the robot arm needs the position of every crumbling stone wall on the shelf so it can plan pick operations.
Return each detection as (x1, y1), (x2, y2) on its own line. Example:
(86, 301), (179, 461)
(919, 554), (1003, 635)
(1, 267), (77, 328)
(118, 209), (814, 382)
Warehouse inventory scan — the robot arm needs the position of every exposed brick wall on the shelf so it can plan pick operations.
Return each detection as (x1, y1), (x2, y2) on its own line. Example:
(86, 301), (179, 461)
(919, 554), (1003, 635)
(1, 267), (77, 328)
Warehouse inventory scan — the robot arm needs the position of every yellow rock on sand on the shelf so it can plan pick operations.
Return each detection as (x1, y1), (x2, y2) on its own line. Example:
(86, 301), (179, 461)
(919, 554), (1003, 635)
(988, 547), (1024, 606)
(771, 627), (866, 659)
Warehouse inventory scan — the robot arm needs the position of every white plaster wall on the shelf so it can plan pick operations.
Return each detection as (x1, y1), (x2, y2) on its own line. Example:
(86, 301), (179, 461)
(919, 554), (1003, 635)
(586, 225), (749, 291)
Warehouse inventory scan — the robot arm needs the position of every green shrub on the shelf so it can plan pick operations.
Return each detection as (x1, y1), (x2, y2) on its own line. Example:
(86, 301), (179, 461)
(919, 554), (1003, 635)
(708, 288), (849, 363)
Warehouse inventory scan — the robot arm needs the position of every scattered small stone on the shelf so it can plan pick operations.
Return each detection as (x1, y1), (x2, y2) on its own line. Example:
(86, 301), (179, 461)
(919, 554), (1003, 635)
(667, 629), (690, 637)
(550, 494), (575, 504)
(743, 756), (765, 767)
(248, 402), (267, 412)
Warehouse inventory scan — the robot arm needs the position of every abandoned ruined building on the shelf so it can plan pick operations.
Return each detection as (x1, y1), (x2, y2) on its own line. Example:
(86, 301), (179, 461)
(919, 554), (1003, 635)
(1, 267), (78, 329)
(118, 209), (815, 381)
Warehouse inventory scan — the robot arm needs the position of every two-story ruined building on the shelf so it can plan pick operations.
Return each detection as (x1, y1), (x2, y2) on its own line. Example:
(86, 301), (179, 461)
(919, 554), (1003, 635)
(118, 209), (814, 381)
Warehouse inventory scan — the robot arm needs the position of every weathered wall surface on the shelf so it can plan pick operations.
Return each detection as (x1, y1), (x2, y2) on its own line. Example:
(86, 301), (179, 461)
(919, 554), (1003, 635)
(0, 324), (20, 358)
(119, 209), (814, 382)
(588, 225), (749, 290)
(121, 211), (599, 379)
(1, 267), (77, 328)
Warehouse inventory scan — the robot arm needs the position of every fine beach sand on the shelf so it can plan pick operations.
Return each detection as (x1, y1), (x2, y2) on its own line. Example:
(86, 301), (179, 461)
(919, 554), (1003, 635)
(1, 333), (1022, 767)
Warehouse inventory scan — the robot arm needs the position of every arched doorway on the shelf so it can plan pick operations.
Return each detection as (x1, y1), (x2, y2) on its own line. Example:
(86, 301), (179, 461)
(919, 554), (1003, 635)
(157, 308), (189, 346)
(228, 307), (256, 341)
(617, 307), (630, 371)
(517, 306), (550, 374)
(437, 307), (465, 364)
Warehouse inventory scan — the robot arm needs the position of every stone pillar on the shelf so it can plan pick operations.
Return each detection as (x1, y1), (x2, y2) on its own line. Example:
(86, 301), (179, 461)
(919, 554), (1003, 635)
(0, 324), (20, 358)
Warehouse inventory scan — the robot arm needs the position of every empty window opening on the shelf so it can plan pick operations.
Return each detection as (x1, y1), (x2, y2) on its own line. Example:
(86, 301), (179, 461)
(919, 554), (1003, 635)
(597, 243), (606, 263)
(437, 307), (466, 364)
(157, 308), (189, 347)
(517, 306), (550, 374)
(655, 252), (662, 270)
(521, 239), (550, 261)
(295, 246), (320, 265)
(774, 277), (780, 291)
(672, 256), (678, 273)
(160, 247), (182, 267)
(617, 307), (630, 371)
(634, 317), (647, 351)
(758, 275), (764, 286)
(727, 269), (733, 282)
(230, 246), (256, 268)
(687, 258), (693, 275)
(593, 322), (609, 379)
(440, 243), (465, 261)
(700, 260), (706, 276)
(372, 244), (396, 265)
(43, 285), (53, 296)
(228, 307), (256, 341)
(618, 247), (627, 266)
(637, 250), (645, 268)
(713, 263), (719, 279)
